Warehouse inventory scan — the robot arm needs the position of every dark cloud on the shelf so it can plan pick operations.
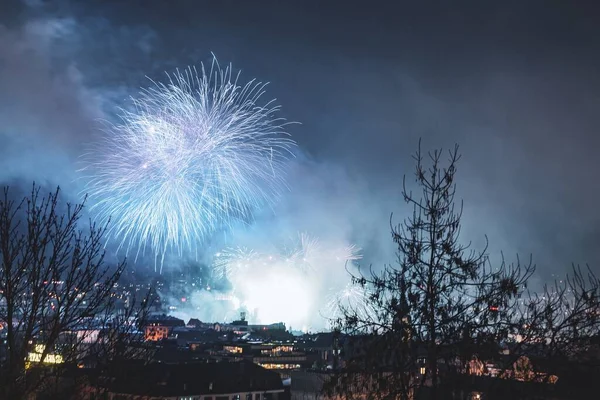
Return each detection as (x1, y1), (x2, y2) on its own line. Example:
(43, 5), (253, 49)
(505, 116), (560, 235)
(0, 16), (95, 191)
(1, 0), (599, 288)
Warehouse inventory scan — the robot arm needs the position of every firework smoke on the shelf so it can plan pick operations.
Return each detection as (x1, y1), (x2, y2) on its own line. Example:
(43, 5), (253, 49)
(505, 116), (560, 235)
(81, 58), (296, 270)
(209, 232), (362, 329)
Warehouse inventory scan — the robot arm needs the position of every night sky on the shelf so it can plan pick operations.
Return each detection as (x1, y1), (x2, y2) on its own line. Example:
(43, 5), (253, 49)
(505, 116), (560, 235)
(2, 0), (600, 284)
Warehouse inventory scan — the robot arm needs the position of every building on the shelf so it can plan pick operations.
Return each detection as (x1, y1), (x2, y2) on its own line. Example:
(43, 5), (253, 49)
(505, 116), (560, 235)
(295, 333), (339, 370)
(144, 314), (185, 341)
(249, 323), (286, 332)
(93, 360), (287, 400)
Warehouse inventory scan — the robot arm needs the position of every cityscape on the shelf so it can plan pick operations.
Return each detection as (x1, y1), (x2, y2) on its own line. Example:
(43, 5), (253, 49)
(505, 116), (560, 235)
(1, 1), (600, 399)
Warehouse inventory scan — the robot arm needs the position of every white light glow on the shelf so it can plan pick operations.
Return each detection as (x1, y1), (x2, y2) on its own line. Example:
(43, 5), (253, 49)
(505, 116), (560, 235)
(234, 266), (313, 328)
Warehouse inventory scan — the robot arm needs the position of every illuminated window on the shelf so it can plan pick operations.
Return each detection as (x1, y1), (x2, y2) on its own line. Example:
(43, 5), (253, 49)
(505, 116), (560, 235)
(27, 344), (64, 367)
(420, 367), (426, 375)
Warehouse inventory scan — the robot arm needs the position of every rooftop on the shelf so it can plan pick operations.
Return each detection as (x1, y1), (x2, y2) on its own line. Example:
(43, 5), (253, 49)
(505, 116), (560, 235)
(105, 360), (284, 397)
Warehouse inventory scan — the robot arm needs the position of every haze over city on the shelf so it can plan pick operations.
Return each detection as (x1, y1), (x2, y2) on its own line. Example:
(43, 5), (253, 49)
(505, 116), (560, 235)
(2, 0), (600, 329)
(3, 2), (600, 399)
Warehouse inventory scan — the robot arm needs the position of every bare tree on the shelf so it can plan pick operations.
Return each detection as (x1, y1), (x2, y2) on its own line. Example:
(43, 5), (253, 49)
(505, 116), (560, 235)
(0, 184), (151, 399)
(330, 142), (534, 399)
(506, 265), (600, 387)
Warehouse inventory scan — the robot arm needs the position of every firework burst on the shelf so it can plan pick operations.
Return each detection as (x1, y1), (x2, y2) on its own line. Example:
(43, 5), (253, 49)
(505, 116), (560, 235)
(332, 243), (362, 262)
(81, 58), (296, 270)
(212, 247), (260, 280)
(325, 282), (372, 322)
(212, 232), (360, 278)
(283, 232), (321, 271)
(211, 232), (362, 327)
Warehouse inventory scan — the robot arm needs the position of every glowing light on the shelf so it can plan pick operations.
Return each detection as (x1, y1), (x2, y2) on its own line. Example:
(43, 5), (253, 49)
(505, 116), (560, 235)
(212, 232), (362, 328)
(81, 57), (296, 270)
(240, 267), (314, 328)
(27, 344), (64, 366)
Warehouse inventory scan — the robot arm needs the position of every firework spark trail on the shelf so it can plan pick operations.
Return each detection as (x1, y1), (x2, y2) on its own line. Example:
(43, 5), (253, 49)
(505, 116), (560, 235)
(282, 232), (321, 271)
(212, 232), (359, 277)
(325, 282), (372, 322)
(331, 243), (362, 263)
(81, 58), (296, 270)
(212, 247), (262, 280)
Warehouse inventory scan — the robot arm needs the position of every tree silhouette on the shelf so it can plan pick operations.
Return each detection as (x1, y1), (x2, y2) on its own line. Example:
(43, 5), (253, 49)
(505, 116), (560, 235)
(0, 184), (152, 399)
(330, 142), (534, 399)
(505, 264), (600, 391)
